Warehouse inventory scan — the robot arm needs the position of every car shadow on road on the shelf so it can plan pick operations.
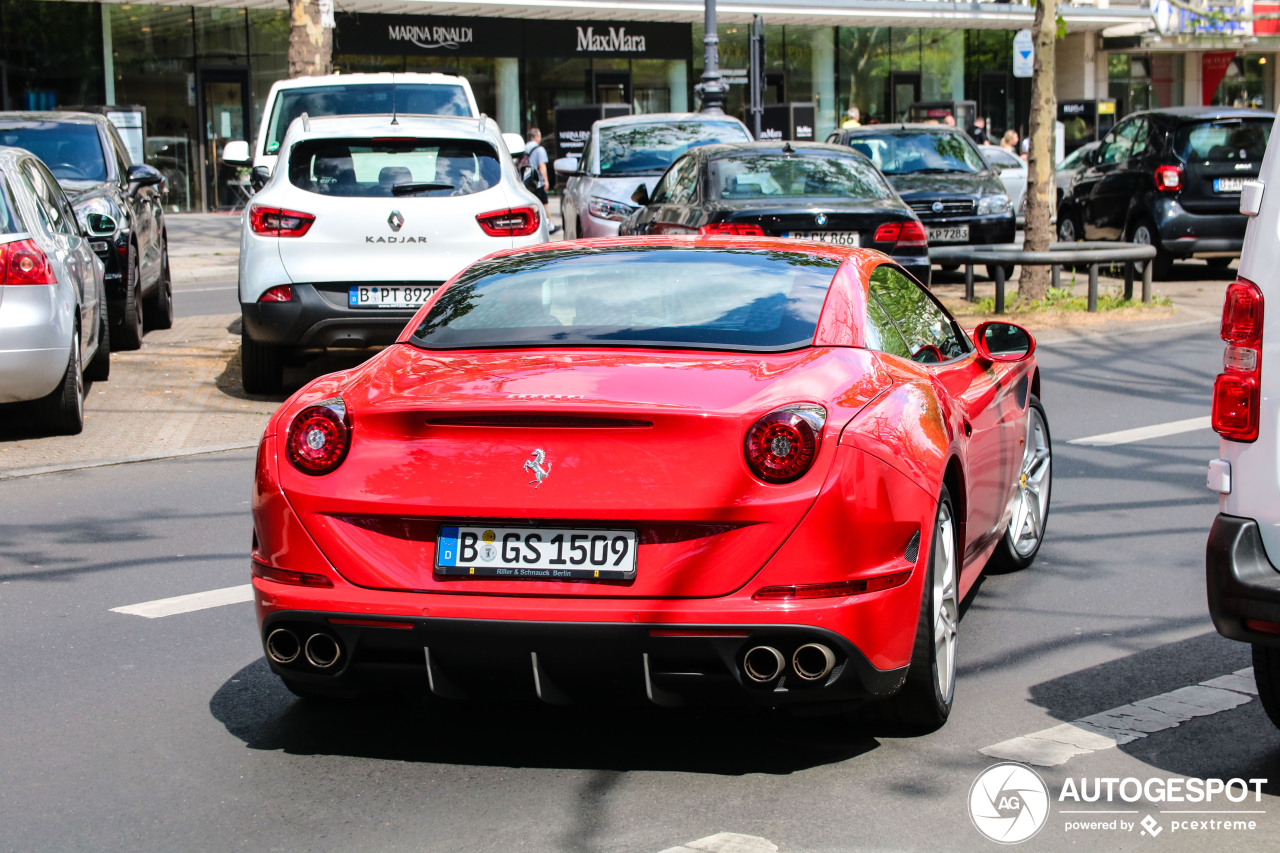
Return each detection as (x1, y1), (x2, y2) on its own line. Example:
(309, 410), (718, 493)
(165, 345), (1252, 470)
(210, 657), (883, 775)
(216, 316), (382, 403)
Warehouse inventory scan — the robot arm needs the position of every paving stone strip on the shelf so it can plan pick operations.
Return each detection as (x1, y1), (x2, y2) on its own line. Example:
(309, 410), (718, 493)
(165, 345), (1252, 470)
(0, 313), (277, 479)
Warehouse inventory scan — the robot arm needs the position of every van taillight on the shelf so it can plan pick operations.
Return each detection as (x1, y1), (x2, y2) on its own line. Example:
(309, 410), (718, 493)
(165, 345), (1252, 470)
(1155, 165), (1183, 193)
(1212, 277), (1264, 441)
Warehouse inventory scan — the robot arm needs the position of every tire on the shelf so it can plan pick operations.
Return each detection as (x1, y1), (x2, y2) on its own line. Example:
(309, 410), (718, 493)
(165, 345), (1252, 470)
(144, 239), (174, 330)
(986, 264), (1015, 282)
(1129, 217), (1173, 280)
(939, 263), (960, 272)
(39, 325), (85, 435)
(1207, 257), (1234, 271)
(114, 254), (144, 351)
(85, 288), (111, 382)
(240, 325), (284, 394)
(1253, 644), (1280, 730)
(1056, 210), (1080, 243)
(987, 396), (1052, 571)
(877, 485), (960, 733)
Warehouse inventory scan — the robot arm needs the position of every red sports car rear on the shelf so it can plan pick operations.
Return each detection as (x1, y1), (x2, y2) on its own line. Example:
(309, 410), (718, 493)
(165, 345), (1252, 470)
(251, 237), (1050, 731)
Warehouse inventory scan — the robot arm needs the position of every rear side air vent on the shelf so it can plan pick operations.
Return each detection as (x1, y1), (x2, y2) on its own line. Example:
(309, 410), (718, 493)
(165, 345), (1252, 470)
(904, 530), (921, 563)
(425, 415), (653, 428)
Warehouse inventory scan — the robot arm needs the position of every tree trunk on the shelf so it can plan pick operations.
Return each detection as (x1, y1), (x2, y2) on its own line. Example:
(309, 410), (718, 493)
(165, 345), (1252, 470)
(1018, 0), (1056, 305)
(289, 0), (332, 79)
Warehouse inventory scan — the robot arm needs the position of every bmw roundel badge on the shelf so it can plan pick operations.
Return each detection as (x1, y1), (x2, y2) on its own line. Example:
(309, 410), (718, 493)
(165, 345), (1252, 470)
(815, 213), (828, 227)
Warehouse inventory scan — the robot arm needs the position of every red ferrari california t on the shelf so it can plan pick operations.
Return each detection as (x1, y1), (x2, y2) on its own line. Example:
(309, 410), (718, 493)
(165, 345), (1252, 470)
(251, 237), (1051, 731)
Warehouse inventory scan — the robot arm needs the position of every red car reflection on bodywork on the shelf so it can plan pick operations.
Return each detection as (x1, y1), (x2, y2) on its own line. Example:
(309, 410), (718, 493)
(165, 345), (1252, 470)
(250, 237), (1050, 731)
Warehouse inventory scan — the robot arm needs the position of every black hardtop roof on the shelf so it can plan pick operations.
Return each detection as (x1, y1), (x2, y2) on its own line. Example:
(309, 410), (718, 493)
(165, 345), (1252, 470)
(1130, 106), (1275, 123)
(687, 140), (868, 159)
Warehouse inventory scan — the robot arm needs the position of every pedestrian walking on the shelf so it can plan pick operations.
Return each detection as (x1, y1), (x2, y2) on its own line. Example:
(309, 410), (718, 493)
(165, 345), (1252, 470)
(842, 107), (861, 129)
(523, 127), (560, 234)
(968, 116), (989, 145)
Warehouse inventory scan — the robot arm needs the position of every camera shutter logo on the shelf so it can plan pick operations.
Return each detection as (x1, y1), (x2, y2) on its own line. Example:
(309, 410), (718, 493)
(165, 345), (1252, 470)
(968, 762), (1050, 844)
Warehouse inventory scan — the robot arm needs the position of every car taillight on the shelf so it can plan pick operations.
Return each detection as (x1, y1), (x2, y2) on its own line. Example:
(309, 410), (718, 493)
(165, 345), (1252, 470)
(1212, 277), (1264, 441)
(476, 206), (540, 237)
(251, 560), (334, 588)
(1, 239), (57, 285)
(259, 285), (293, 303)
(743, 404), (827, 484)
(1155, 164), (1183, 192)
(699, 223), (765, 236)
(873, 220), (928, 249)
(249, 204), (315, 237)
(286, 398), (351, 475)
(754, 570), (912, 600)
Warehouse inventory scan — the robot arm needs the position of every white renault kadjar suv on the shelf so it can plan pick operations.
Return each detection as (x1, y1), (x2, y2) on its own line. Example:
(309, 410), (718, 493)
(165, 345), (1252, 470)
(1206, 115), (1280, 729)
(238, 113), (548, 393)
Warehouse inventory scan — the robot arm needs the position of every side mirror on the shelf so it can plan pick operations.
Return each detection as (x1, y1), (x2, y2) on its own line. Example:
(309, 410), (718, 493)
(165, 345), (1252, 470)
(222, 140), (252, 168)
(126, 163), (165, 189)
(973, 321), (1035, 362)
(501, 133), (526, 158)
(553, 156), (581, 176)
(1083, 147), (1098, 166)
(630, 183), (650, 206)
(250, 165), (271, 192)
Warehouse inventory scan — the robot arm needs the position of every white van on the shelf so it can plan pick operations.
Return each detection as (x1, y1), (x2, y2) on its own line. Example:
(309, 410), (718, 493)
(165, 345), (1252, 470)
(1206, 117), (1280, 730)
(225, 72), (480, 176)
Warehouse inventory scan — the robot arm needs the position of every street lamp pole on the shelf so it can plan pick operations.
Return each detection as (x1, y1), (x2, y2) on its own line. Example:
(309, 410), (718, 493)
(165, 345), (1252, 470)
(696, 0), (728, 114)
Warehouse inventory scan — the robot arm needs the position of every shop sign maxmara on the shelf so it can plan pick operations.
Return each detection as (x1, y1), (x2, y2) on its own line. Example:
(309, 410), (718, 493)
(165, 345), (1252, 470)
(575, 26), (647, 53)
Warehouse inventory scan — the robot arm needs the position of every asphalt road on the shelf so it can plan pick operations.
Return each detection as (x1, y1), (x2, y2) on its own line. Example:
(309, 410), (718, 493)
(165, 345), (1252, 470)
(1, 322), (1276, 852)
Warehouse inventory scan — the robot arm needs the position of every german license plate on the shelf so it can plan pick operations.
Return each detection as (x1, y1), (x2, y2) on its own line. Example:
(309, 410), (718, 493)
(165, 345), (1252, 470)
(783, 230), (860, 246)
(436, 525), (638, 580)
(927, 226), (970, 243)
(348, 285), (437, 308)
(1215, 178), (1245, 193)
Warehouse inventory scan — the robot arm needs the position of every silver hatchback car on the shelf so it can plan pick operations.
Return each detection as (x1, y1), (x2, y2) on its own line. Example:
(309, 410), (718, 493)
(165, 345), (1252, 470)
(555, 113), (752, 239)
(0, 146), (110, 435)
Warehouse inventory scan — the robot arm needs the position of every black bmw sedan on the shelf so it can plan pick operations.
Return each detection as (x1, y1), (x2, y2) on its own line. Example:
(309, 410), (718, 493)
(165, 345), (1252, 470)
(825, 125), (1015, 266)
(619, 141), (931, 285)
(0, 112), (170, 350)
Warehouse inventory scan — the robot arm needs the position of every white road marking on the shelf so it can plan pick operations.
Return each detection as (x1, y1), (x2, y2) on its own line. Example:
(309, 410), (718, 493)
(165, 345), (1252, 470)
(111, 584), (253, 618)
(1067, 416), (1211, 447)
(176, 285), (237, 293)
(980, 667), (1256, 767)
(658, 833), (778, 853)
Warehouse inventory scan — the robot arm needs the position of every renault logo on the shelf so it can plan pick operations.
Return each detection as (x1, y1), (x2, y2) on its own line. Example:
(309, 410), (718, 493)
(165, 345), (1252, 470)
(388, 210), (405, 232)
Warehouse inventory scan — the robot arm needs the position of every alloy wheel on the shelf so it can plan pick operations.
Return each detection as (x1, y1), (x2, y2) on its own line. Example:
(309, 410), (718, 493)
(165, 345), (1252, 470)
(1009, 407), (1052, 557)
(933, 501), (959, 704)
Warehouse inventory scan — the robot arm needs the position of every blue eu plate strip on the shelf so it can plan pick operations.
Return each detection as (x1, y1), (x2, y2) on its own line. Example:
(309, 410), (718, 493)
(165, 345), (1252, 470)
(438, 527), (460, 566)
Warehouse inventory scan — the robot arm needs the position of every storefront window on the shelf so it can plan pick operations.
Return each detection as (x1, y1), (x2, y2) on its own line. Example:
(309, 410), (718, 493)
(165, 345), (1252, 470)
(1150, 54), (1184, 109)
(837, 28), (890, 125)
(1215, 55), (1274, 111)
(0, 0), (104, 110)
(1108, 54), (1151, 117)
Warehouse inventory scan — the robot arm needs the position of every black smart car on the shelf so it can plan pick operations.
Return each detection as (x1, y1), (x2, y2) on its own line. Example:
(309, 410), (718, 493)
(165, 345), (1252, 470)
(1057, 106), (1274, 279)
(619, 141), (932, 285)
(0, 112), (170, 349)
(825, 124), (1016, 276)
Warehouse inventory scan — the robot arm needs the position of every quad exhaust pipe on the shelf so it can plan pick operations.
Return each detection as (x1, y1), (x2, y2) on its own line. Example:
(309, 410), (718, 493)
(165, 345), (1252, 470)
(792, 643), (836, 682)
(743, 645), (785, 683)
(265, 628), (300, 664)
(304, 632), (342, 669)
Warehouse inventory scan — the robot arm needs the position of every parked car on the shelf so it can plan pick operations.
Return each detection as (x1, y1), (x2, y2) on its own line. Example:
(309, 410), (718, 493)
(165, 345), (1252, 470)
(555, 113), (752, 239)
(619, 141), (931, 286)
(1056, 140), (1099, 206)
(223, 72), (480, 181)
(826, 124), (1015, 279)
(250, 236), (1050, 732)
(0, 146), (111, 434)
(1056, 106), (1273, 278)
(237, 113), (549, 394)
(980, 144), (1028, 228)
(1206, 129), (1280, 729)
(0, 112), (170, 349)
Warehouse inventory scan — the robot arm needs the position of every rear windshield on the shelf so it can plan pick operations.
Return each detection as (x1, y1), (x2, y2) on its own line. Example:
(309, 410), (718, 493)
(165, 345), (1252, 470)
(843, 131), (986, 175)
(709, 152), (894, 201)
(0, 123), (108, 183)
(1174, 119), (1271, 162)
(410, 246), (841, 352)
(288, 138), (500, 197)
(266, 83), (473, 153)
(0, 177), (24, 234)
(598, 121), (751, 175)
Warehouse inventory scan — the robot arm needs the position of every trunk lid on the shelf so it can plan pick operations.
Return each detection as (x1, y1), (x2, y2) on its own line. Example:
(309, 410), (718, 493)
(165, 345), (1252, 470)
(281, 345), (889, 598)
(713, 199), (920, 251)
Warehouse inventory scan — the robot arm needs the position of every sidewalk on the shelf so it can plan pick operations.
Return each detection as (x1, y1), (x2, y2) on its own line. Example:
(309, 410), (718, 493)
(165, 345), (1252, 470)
(0, 211), (1227, 479)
